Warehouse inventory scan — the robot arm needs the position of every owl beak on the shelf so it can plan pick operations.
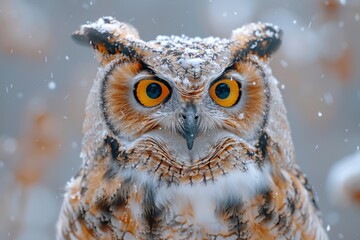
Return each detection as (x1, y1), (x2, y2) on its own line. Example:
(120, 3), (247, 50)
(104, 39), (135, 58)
(181, 104), (199, 150)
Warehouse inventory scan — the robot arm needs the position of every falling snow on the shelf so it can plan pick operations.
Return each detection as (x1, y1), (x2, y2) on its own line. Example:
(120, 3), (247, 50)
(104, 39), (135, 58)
(326, 225), (331, 232)
(280, 60), (288, 68)
(323, 93), (333, 105)
(48, 81), (56, 90)
(307, 21), (312, 29)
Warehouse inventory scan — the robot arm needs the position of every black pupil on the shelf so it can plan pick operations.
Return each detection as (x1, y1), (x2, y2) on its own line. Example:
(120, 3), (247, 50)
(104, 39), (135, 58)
(215, 83), (230, 99)
(146, 83), (162, 99)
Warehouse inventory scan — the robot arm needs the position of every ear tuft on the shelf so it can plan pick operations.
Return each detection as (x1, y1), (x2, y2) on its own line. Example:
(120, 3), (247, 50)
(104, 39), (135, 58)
(231, 22), (282, 60)
(72, 16), (141, 64)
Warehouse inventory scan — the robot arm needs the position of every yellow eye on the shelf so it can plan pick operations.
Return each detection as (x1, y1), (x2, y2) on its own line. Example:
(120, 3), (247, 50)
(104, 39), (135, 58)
(209, 79), (241, 107)
(134, 79), (171, 107)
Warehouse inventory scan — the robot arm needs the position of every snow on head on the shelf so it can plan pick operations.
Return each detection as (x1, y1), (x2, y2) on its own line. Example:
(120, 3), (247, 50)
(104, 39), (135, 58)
(78, 16), (139, 40)
(83, 16), (120, 34)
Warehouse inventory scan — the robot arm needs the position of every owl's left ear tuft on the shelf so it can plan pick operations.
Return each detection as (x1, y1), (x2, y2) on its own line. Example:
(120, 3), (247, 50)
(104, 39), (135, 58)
(72, 16), (141, 64)
(231, 22), (282, 61)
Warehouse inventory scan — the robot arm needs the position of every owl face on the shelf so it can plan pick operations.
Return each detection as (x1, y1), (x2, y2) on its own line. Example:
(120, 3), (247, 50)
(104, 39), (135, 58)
(74, 17), (283, 180)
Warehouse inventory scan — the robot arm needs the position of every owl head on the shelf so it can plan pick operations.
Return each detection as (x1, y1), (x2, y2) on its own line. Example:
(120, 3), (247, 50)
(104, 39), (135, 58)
(75, 17), (293, 184)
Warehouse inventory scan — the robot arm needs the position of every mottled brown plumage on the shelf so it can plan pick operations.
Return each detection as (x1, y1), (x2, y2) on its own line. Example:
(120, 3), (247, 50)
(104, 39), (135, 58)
(57, 17), (328, 240)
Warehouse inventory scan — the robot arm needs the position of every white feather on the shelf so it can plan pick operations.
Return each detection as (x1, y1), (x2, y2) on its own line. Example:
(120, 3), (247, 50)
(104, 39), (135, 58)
(153, 161), (273, 232)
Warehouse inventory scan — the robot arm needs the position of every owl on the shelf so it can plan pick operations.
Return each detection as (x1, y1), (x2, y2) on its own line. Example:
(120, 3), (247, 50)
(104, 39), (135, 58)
(57, 17), (328, 240)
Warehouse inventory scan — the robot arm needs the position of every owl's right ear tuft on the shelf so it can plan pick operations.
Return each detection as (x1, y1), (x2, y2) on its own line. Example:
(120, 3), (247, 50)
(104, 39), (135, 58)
(231, 22), (282, 61)
(72, 16), (141, 64)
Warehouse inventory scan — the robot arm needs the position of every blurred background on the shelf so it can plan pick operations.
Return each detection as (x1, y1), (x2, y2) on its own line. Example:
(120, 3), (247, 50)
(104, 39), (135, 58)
(0, 0), (359, 239)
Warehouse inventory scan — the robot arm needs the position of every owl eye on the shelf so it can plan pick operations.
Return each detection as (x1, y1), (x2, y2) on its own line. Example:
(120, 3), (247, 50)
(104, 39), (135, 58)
(209, 79), (241, 108)
(134, 79), (171, 107)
